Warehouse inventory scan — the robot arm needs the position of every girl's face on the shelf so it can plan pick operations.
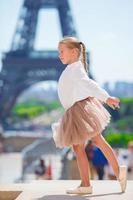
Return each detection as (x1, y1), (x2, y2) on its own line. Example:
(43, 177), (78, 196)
(58, 43), (78, 64)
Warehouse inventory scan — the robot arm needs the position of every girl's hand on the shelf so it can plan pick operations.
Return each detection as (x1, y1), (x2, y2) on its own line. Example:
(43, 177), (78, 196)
(106, 96), (120, 110)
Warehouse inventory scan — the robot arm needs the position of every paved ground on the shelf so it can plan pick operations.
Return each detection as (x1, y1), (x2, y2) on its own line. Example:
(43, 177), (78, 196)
(0, 180), (133, 200)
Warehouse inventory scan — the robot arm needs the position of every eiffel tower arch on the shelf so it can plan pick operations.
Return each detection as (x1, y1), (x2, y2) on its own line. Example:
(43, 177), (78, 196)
(0, 0), (92, 126)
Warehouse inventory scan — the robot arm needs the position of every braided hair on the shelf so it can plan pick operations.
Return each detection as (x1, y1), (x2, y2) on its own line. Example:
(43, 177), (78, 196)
(59, 36), (88, 73)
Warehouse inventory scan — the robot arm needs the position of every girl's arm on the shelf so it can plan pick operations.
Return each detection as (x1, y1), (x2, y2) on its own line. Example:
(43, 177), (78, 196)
(75, 66), (110, 102)
(74, 66), (120, 108)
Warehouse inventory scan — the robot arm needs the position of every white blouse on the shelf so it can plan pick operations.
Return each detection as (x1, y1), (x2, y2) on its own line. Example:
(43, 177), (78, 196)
(57, 60), (110, 111)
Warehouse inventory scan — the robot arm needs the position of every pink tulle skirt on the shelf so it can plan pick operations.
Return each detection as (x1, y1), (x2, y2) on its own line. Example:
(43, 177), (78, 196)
(51, 97), (111, 148)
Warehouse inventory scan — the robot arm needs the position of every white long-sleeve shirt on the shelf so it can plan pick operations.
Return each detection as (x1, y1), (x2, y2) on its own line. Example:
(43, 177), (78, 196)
(57, 60), (110, 111)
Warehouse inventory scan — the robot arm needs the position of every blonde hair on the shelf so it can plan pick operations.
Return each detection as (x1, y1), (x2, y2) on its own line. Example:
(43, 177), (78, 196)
(59, 36), (88, 73)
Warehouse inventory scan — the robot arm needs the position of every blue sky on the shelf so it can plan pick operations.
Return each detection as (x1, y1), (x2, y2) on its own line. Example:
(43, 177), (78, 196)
(0, 0), (133, 85)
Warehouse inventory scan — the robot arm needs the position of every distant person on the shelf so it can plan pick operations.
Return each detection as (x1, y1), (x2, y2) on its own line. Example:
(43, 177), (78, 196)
(92, 146), (108, 180)
(34, 158), (46, 179)
(51, 36), (127, 194)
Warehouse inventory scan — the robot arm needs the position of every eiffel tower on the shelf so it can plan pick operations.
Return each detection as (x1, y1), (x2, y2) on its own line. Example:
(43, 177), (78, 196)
(0, 0), (92, 127)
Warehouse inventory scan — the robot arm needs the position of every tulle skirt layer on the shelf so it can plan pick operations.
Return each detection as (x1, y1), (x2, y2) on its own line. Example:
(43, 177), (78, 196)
(51, 97), (111, 148)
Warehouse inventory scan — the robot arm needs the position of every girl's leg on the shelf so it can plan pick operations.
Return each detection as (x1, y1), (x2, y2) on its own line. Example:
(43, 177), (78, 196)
(91, 134), (119, 178)
(72, 143), (91, 187)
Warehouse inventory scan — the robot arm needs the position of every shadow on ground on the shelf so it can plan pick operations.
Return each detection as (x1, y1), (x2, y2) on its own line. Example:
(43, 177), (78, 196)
(37, 192), (123, 200)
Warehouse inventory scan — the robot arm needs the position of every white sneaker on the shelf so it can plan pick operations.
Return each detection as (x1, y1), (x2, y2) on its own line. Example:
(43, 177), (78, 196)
(118, 165), (127, 192)
(66, 185), (93, 194)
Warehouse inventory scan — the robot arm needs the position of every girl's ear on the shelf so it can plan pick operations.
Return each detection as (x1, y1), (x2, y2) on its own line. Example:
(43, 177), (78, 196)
(72, 48), (78, 55)
(71, 48), (75, 54)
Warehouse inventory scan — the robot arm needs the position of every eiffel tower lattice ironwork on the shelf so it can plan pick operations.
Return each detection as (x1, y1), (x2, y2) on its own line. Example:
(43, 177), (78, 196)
(0, 0), (92, 127)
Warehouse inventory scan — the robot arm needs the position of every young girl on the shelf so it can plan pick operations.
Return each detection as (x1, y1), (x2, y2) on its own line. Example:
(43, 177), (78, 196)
(52, 36), (127, 194)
